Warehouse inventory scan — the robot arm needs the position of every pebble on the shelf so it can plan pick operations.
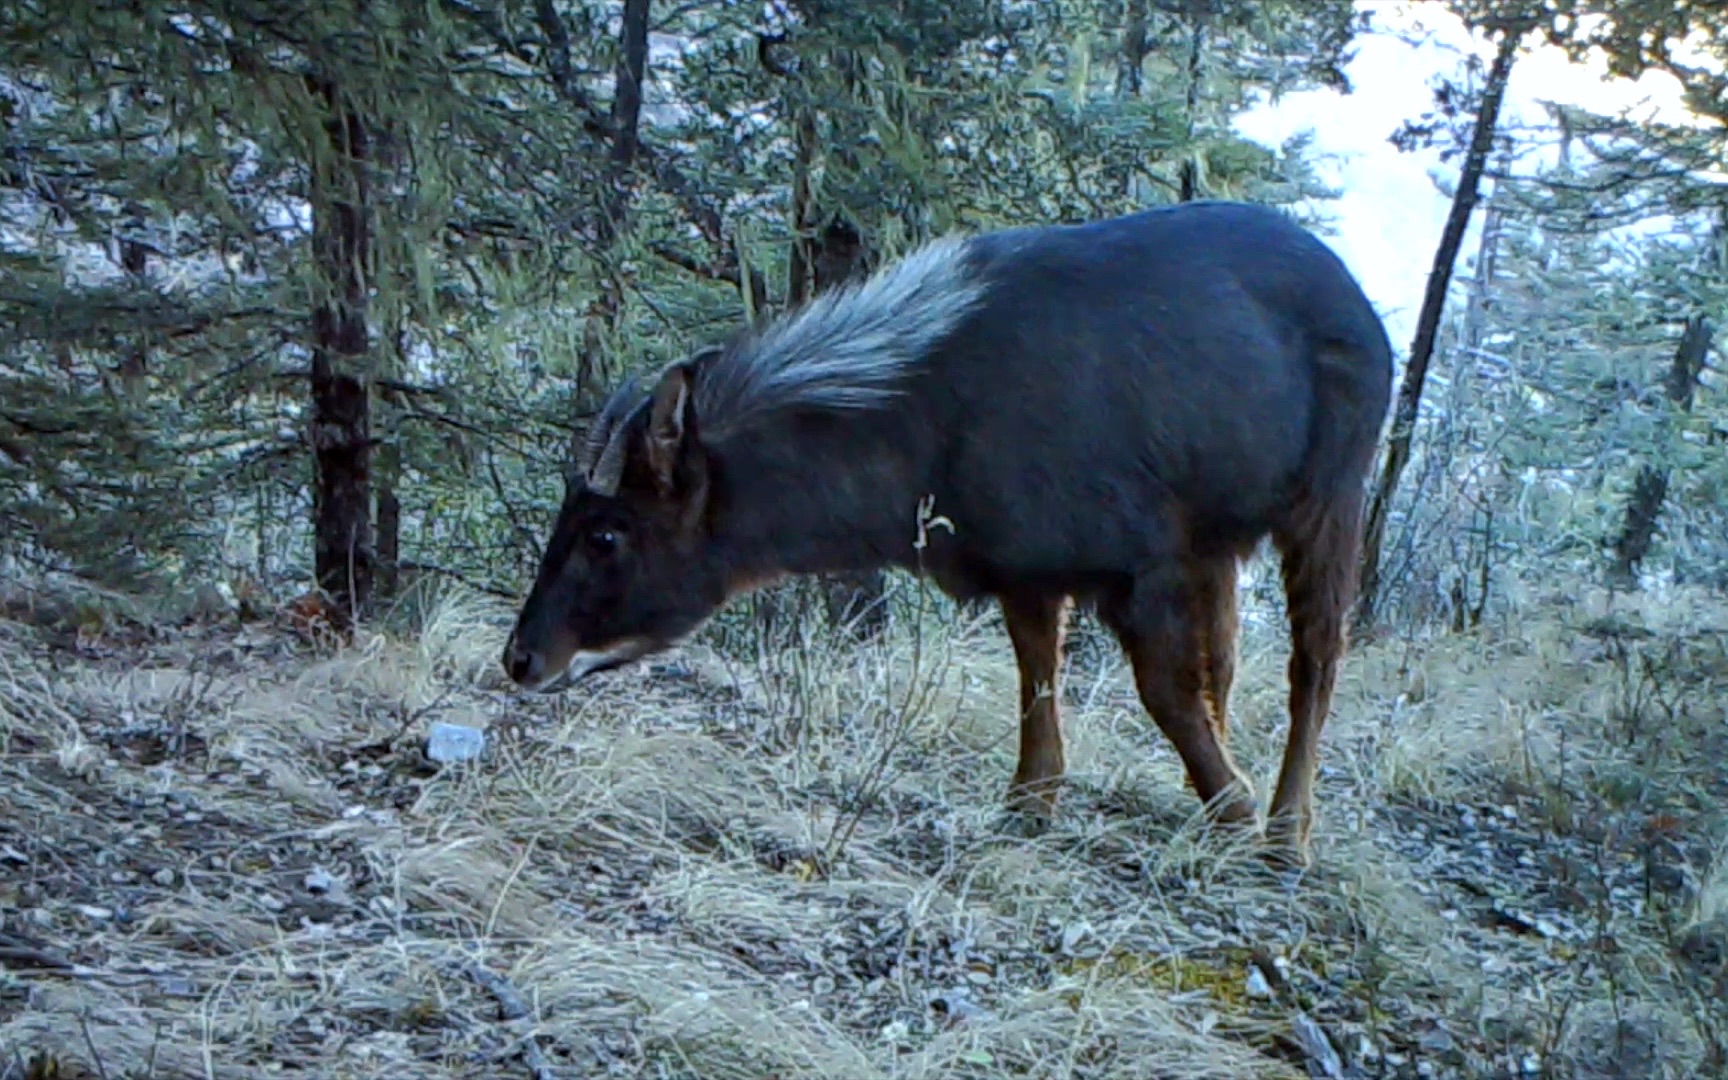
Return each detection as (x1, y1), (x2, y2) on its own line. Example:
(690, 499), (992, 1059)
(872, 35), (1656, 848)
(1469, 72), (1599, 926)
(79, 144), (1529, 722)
(1060, 920), (1091, 953)
(425, 722), (487, 764)
(152, 868), (176, 887)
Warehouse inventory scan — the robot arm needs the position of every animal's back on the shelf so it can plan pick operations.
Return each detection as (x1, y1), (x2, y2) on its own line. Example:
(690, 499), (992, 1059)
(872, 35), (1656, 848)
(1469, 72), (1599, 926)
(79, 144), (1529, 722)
(918, 200), (1393, 584)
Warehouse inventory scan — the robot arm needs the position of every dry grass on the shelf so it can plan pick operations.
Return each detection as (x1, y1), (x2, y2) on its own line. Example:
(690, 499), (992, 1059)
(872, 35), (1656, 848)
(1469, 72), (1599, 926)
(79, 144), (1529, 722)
(1, 570), (1725, 1079)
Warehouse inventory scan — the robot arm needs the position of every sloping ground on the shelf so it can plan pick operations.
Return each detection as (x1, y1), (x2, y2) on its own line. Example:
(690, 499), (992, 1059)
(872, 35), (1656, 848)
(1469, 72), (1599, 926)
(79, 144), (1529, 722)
(1, 576), (1725, 1079)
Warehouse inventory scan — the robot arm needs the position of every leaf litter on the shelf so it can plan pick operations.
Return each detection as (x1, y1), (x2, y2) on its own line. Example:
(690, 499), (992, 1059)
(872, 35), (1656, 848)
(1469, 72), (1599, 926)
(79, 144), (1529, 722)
(0, 580), (1725, 1079)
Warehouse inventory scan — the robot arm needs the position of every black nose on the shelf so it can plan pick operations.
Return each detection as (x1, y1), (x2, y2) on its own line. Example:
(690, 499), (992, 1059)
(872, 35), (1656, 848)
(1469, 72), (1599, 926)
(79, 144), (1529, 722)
(504, 639), (545, 686)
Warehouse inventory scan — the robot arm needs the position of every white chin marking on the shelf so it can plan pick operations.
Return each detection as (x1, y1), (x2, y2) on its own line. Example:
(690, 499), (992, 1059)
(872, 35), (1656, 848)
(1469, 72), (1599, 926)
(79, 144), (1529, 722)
(531, 643), (649, 694)
(566, 648), (629, 679)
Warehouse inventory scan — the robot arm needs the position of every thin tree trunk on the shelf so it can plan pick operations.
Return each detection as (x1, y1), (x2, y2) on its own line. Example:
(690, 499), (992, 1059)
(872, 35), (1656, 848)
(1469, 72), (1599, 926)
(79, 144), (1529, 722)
(1607, 312), (1713, 588)
(307, 73), (375, 627)
(601, 0), (649, 242)
(1117, 0), (1150, 201)
(1353, 24), (1524, 631)
(375, 435), (401, 600)
(786, 104), (819, 310)
(1117, 0), (1149, 98)
(1178, 9), (1206, 202)
(573, 0), (650, 448)
(375, 329), (408, 603)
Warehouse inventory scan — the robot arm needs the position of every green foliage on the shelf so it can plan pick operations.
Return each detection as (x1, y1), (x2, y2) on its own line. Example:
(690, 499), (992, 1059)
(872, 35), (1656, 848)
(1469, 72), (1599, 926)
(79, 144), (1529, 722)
(7, 0), (1717, 626)
(1, 0), (1370, 606)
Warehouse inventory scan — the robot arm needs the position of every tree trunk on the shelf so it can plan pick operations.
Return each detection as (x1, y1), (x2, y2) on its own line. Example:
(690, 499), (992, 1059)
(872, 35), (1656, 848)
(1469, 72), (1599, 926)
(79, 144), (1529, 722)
(1607, 312), (1713, 588)
(307, 74), (375, 627)
(376, 337), (404, 604)
(1178, 10), (1207, 203)
(572, 0), (650, 458)
(600, 0), (650, 242)
(1353, 23), (1524, 632)
(1117, 0), (1149, 98)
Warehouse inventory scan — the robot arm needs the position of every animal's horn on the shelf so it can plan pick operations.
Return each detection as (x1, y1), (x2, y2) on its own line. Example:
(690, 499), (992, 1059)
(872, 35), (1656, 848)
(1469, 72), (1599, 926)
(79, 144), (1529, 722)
(586, 397), (648, 496)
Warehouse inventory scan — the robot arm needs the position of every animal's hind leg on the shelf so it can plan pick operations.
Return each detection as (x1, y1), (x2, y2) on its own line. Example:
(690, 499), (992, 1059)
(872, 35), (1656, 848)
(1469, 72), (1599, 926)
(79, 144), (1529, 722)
(1001, 591), (1071, 820)
(1267, 496), (1363, 868)
(1101, 567), (1258, 828)
(1191, 556), (1240, 743)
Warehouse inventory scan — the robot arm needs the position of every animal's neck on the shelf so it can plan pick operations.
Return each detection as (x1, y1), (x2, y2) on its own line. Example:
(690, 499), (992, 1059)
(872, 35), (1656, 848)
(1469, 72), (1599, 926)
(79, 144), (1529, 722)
(708, 414), (921, 584)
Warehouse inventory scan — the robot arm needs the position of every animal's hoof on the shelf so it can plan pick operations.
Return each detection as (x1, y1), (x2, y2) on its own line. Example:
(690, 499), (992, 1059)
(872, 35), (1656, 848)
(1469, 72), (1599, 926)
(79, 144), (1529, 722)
(1261, 818), (1313, 873)
(998, 781), (1060, 838)
(994, 806), (1053, 839)
(1213, 798), (1260, 828)
(1201, 784), (1260, 831)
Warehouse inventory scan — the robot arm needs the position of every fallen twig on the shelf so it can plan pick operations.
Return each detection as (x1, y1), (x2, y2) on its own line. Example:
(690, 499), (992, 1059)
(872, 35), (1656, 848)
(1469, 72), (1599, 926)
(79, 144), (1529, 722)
(0, 931), (74, 972)
(458, 957), (559, 1080)
(79, 1009), (113, 1080)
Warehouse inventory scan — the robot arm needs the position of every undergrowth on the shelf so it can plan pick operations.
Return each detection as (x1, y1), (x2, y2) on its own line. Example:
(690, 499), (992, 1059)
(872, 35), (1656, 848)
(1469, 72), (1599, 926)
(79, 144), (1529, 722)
(0, 568), (1724, 1079)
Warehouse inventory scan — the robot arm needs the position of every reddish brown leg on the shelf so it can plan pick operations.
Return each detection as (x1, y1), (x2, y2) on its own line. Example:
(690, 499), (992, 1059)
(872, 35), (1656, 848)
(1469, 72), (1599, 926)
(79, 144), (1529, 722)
(1001, 591), (1070, 819)
(1101, 568), (1258, 828)
(1266, 500), (1362, 867)
(1190, 556), (1240, 743)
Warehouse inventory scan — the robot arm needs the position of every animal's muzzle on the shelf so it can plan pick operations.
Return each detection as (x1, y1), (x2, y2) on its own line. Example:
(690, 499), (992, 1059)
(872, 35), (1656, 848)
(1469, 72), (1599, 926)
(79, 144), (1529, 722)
(502, 634), (546, 687)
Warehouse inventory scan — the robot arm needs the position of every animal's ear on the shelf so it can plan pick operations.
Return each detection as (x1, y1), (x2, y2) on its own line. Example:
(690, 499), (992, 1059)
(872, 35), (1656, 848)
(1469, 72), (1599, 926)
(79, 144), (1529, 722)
(645, 362), (695, 495)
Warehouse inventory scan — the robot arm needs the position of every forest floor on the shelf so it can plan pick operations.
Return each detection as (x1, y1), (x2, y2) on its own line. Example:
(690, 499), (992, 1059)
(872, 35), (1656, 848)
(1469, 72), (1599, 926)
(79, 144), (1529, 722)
(1, 571), (1726, 1080)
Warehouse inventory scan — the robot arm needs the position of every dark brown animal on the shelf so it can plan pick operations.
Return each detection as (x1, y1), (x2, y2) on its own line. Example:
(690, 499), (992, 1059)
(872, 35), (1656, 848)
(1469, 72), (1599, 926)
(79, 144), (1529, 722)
(503, 200), (1394, 867)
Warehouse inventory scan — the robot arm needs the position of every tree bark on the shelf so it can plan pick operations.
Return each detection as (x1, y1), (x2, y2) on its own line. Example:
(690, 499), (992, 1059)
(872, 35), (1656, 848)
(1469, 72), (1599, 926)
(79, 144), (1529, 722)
(1117, 0), (1150, 98)
(572, 0), (650, 455)
(307, 73), (375, 627)
(1178, 9), (1207, 202)
(600, 0), (650, 242)
(1606, 312), (1712, 588)
(1353, 23), (1524, 632)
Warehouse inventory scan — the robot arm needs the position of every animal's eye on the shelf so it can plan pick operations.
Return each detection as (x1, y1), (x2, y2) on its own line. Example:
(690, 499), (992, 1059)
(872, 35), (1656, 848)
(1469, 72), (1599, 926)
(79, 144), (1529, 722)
(586, 528), (620, 558)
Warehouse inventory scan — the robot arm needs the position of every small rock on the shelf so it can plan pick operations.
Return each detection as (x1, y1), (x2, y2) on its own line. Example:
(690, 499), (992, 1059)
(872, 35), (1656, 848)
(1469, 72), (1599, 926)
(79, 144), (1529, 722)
(425, 722), (487, 764)
(76, 904), (114, 921)
(930, 989), (991, 1023)
(1246, 966), (1274, 999)
(1060, 921), (1091, 954)
(303, 866), (337, 894)
(1418, 1025), (1455, 1053)
(152, 868), (175, 887)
